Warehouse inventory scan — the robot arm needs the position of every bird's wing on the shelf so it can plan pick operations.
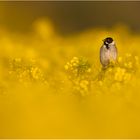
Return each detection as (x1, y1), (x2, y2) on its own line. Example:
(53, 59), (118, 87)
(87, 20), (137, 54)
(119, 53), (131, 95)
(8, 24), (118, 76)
(100, 46), (109, 66)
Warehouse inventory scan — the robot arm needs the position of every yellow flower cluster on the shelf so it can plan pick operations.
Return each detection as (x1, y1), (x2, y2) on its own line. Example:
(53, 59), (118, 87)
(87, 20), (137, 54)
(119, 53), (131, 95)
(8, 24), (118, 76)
(118, 54), (139, 71)
(9, 58), (46, 84)
(115, 54), (139, 81)
(65, 57), (91, 96)
(97, 54), (139, 86)
(114, 67), (131, 82)
(72, 79), (90, 96)
(64, 57), (79, 77)
(65, 57), (91, 76)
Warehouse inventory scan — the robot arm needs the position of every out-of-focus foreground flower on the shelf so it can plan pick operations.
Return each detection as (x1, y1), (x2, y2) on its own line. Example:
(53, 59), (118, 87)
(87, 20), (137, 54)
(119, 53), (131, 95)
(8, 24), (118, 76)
(0, 19), (140, 138)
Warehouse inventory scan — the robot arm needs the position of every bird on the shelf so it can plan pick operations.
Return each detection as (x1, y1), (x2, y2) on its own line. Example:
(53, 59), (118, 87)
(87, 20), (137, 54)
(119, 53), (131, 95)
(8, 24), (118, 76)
(100, 37), (117, 67)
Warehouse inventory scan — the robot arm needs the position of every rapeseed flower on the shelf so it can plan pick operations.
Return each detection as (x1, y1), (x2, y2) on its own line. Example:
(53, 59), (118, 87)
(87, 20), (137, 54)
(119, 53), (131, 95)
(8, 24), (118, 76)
(0, 19), (140, 138)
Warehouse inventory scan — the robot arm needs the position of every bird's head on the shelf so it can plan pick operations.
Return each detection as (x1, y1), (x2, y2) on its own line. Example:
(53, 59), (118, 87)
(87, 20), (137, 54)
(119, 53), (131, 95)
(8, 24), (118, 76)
(103, 37), (115, 49)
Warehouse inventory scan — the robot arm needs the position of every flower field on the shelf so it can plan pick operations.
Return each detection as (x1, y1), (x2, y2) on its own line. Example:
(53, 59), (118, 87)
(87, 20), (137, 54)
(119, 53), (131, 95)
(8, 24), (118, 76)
(0, 18), (140, 138)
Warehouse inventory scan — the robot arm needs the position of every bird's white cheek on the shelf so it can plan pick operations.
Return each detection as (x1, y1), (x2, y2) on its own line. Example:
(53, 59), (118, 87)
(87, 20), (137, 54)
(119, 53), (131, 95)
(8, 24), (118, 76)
(111, 41), (115, 45)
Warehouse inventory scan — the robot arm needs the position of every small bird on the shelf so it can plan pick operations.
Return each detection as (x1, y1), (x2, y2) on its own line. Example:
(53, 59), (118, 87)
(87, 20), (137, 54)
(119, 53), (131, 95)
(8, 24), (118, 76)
(100, 37), (117, 67)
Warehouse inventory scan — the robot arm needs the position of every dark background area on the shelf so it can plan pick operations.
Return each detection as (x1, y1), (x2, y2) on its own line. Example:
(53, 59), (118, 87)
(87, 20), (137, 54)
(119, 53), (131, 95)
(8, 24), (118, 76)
(0, 1), (140, 35)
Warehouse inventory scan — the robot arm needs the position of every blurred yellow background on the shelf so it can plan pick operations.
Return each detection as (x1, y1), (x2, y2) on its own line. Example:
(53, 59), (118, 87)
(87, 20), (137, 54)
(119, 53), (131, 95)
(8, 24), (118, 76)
(0, 1), (140, 139)
(1, 1), (140, 35)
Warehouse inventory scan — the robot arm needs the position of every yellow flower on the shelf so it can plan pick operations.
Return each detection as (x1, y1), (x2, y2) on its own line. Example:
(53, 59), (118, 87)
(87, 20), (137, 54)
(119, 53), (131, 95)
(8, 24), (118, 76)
(114, 67), (126, 82)
(64, 65), (69, 70)
(127, 62), (132, 68)
(123, 73), (131, 81)
(87, 68), (91, 73)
